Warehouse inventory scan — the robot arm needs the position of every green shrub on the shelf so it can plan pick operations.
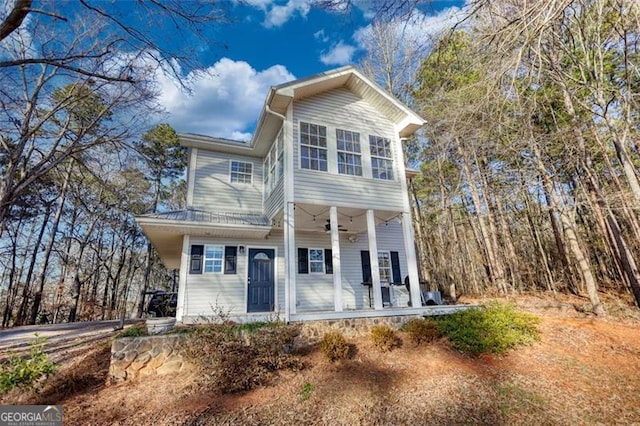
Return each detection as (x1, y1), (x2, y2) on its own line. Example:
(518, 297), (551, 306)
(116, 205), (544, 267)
(370, 325), (400, 352)
(435, 302), (540, 356)
(402, 318), (440, 345)
(319, 331), (352, 362)
(0, 336), (57, 395)
(184, 323), (303, 394)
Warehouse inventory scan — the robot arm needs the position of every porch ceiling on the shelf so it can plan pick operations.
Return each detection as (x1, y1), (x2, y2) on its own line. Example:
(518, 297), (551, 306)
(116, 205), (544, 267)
(136, 214), (272, 269)
(292, 204), (402, 234)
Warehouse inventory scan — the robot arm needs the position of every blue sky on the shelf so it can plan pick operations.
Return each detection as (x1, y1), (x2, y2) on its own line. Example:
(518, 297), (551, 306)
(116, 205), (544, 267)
(152, 0), (467, 140)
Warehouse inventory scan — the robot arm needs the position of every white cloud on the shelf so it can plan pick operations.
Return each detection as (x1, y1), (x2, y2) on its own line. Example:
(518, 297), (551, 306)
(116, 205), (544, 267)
(240, 0), (312, 28)
(155, 58), (295, 139)
(319, 41), (356, 66)
(264, 0), (311, 28)
(354, 6), (468, 51)
(314, 29), (329, 42)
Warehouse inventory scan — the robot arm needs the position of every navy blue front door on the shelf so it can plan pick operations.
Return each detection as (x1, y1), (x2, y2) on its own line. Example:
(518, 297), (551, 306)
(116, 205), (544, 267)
(247, 248), (275, 312)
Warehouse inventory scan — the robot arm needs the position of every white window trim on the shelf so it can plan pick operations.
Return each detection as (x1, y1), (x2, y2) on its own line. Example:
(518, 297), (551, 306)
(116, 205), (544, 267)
(204, 244), (224, 274)
(308, 247), (325, 274)
(378, 250), (392, 283)
(336, 128), (362, 177)
(229, 160), (253, 184)
(299, 121), (328, 172)
(369, 135), (395, 181)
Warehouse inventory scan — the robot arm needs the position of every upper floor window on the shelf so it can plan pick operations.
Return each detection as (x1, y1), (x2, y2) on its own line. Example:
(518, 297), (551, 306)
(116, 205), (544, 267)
(369, 135), (394, 180)
(230, 160), (252, 184)
(336, 129), (362, 176)
(264, 130), (284, 197)
(300, 122), (327, 171)
(204, 245), (224, 273)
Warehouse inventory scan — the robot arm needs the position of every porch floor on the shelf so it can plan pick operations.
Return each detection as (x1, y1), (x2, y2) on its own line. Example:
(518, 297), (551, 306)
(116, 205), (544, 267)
(289, 304), (474, 322)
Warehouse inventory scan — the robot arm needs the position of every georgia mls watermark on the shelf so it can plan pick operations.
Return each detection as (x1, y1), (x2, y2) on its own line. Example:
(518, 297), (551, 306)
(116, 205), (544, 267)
(0, 405), (62, 426)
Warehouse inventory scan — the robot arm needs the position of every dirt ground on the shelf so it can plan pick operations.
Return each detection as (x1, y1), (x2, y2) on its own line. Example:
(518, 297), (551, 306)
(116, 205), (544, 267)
(7, 293), (640, 425)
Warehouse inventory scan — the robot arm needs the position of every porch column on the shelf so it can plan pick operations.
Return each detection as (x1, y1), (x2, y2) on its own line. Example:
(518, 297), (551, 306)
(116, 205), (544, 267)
(366, 209), (383, 310)
(402, 212), (422, 307)
(176, 235), (190, 322)
(284, 202), (297, 317)
(330, 206), (343, 312)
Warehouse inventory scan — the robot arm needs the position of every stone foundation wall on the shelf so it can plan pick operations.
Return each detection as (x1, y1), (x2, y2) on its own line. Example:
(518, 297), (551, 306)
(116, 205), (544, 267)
(295, 315), (423, 342)
(109, 335), (188, 382)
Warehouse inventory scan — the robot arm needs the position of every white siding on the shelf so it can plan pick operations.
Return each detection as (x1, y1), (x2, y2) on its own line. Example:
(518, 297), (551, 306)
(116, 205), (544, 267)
(183, 232), (285, 318)
(295, 221), (409, 312)
(192, 150), (263, 213)
(292, 88), (404, 210)
(265, 179), (284, 219)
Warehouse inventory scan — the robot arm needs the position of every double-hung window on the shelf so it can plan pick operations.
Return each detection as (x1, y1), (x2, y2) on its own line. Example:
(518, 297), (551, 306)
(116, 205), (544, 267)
(336, 129), (362, 176)
(309, 248), (325, 273)
(204, 245), (224, 273)
(369, 136), (394, 180)
(378, 251), (392, 283)
(300, 122), (327, 171)
(230, 161), (252, 184)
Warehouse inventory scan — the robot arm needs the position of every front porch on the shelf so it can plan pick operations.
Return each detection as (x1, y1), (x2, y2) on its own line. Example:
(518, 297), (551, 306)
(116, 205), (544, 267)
(282, 202), (424, 321)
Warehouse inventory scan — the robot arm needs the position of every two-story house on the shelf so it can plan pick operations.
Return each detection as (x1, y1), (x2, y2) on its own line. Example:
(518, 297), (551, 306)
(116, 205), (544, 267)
(137, 66), (435, 323)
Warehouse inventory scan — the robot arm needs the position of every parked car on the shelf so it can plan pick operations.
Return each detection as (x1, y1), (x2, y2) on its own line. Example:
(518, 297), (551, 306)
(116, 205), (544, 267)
(146, 291), (177, 317)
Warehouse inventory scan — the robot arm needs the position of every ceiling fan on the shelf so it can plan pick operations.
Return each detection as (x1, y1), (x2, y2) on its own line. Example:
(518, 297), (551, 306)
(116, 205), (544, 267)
(324, 219), (348, 233)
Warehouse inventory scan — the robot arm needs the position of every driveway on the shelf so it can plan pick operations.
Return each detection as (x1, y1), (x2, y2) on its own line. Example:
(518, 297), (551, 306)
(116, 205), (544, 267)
(0, 320), (142, 355)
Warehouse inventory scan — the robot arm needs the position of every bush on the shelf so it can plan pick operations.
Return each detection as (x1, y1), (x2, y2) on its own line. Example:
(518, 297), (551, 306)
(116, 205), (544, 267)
(402, 318), (440, 345)
(184, 323), (303, 394)
(0, 336), (57, 395)
(370, 325), (400, 352)
(319, 331), (352, 362)
(435, 302), (540, 356)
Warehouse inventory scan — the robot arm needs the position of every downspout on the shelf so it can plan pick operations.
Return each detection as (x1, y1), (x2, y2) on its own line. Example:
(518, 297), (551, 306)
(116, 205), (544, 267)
(265, 102), (289, 321)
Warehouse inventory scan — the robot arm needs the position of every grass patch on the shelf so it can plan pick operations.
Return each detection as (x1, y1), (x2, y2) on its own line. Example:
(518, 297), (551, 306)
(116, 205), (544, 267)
(300, 382), (314, 401)
(497, 382), (547, 415)
(435, 302), (540, 356)
(117, 325), (148, 338)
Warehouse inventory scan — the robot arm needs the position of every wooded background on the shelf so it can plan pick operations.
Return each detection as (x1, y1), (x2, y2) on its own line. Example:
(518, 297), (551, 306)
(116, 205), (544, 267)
(1, 0), (638, 326)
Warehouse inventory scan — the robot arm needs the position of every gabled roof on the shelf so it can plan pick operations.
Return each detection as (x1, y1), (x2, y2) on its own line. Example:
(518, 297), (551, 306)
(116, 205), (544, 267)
(180, 65), (426, 153)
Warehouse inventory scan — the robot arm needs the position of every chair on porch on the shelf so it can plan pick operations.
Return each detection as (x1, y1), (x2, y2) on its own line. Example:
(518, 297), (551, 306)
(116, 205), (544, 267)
(361, 282), (393, 307)
(404, 276), (442, 306)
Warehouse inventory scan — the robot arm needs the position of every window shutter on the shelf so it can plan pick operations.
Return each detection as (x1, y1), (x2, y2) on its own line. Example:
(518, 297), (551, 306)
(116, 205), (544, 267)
(224, 246), (237, 274)
(324, 249), (333, 274)
(360, 250), (371, 283)
(190, 245), (204, 275)
(390, 251), (402, 284)
(298, 248), (308, 274)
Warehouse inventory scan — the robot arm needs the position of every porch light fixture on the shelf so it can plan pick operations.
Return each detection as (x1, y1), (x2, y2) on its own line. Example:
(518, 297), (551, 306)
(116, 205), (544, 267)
(239, 245), (245, 254)
(348, 235), (359, 243)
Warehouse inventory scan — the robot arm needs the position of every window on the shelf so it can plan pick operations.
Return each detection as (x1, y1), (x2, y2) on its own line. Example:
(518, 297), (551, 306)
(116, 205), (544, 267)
(263, 130), (284, 198)
(309, 248), (325, 273)
(300, 122), (327, 171)
(204, 245), (224, 273)
(378, 251), (392, 283)
(336, 129), (362, 176)
(230, 161), (252, 184)
(369, 135), (394, 180)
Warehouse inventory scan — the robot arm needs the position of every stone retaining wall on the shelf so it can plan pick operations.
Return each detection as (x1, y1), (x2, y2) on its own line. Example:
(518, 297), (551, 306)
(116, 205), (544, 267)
(109, 335), (188, 382)
(295, 315), (423, 342)
(108, 315), (427, 381)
